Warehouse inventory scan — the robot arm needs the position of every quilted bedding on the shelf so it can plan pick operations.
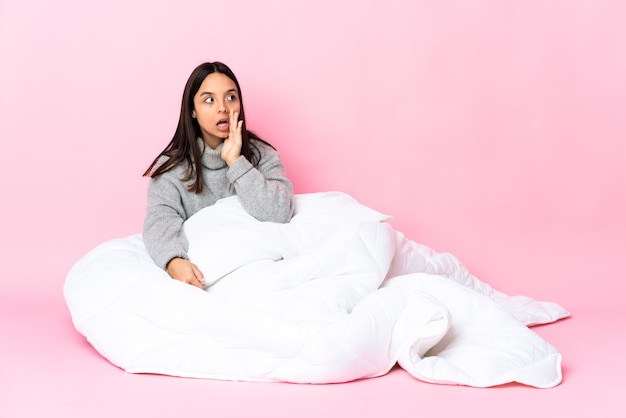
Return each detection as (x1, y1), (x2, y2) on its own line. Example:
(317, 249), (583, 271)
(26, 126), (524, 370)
(64, 192), (569, 387)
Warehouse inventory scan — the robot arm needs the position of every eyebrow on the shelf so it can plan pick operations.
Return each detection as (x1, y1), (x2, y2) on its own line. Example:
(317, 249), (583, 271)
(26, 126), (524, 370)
(199, 89), (238, 96)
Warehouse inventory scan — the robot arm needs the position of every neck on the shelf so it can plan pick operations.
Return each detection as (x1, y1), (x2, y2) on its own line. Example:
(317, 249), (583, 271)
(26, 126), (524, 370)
(202, 136), (224, 150)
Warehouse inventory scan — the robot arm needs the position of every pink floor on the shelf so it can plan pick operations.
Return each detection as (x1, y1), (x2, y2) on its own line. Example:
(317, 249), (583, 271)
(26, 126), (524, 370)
(2, 286), (624, 418)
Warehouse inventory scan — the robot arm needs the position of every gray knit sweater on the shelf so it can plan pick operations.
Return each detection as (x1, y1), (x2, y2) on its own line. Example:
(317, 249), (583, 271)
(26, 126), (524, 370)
(143, 138), (294, 269)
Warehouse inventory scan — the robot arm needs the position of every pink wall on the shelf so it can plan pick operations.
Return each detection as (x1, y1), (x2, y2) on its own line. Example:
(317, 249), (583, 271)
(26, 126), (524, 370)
(1, 0), (624, 313)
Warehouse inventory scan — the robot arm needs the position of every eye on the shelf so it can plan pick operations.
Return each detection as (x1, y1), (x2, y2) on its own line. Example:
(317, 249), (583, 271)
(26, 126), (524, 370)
(227, 94), (238, 102)
(204, 97), (214, 103)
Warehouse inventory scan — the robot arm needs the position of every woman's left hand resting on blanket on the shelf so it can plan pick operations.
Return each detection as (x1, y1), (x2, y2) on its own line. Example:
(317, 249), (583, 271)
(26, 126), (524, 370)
(142, 62), (294, 287)
(166, 258), (205, 289)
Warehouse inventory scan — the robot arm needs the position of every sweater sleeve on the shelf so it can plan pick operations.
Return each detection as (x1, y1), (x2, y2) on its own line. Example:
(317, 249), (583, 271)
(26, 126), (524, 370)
(142, 173), (189, 270)
(226, 143), (294, 223)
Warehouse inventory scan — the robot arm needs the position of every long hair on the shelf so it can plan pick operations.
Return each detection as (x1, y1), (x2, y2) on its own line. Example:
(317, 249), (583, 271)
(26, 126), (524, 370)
(143, 62), (273, 193)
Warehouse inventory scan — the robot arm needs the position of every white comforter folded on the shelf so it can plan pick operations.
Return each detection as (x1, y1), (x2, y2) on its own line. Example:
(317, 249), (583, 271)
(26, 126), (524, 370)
(64, 192), (569, 387)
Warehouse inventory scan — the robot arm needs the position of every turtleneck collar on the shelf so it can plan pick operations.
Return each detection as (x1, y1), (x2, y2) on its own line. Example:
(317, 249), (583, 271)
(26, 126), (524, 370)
(198, 138), (227, 170)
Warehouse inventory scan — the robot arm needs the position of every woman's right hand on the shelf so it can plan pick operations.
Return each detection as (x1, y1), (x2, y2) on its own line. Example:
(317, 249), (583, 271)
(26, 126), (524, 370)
(166, 257), (206, 289)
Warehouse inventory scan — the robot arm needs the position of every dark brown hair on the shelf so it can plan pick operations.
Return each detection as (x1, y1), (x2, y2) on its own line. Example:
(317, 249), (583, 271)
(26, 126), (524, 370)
(143, 62), (273, 193)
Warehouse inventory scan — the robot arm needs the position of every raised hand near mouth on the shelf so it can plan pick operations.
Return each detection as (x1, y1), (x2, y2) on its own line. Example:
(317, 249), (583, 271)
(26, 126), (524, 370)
(221, 110), (244, 166)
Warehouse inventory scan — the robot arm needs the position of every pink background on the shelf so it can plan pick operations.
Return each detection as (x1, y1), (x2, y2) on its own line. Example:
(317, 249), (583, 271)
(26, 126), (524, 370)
(1, 0), (625, 417)
(2, 0), (624, 311)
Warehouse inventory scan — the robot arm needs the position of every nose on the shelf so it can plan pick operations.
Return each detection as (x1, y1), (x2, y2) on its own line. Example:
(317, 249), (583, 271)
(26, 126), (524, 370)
(217, 99), (228, 113)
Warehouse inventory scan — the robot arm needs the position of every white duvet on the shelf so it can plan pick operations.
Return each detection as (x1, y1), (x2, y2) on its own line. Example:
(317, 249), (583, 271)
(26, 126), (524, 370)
(64, 192), (569, 387)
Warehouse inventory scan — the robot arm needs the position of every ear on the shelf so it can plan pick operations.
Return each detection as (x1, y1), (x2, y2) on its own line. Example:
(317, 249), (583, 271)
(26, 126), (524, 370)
(191, 110), (197, 118)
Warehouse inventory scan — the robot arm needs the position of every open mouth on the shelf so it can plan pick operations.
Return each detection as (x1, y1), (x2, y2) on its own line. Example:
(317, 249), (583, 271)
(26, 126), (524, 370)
(216, 118), (229, 131)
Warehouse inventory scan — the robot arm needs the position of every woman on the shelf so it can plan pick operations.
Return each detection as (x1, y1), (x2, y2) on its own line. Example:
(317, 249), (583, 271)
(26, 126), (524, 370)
(143, 62), (294, 289)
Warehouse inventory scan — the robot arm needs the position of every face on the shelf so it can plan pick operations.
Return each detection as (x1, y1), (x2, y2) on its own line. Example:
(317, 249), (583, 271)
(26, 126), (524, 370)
(191, 72), (241, 148)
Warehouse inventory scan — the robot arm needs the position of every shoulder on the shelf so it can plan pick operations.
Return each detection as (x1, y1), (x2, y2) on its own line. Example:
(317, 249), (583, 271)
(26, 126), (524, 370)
(148, 156), (189, 191)
(152, 154), (188, 177)
(250, 138), (280, 158)
(250, 138), (275, 150)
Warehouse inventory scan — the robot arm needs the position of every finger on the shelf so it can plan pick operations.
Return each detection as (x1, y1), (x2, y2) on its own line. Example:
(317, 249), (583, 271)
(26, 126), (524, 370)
(232, 113), (241, 137)
(191, 263), (205, 285)
(229, 110), (237, 132)
(190, 277), (204, 289)
(181, 272), (203, 289)
(237, 119), (243, 137)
